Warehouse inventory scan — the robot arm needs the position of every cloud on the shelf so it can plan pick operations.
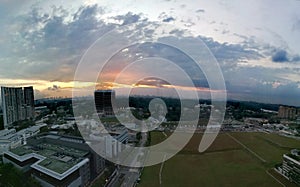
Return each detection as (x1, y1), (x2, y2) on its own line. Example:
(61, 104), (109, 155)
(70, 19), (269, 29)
(0, 5), (147, 82)
(271, 49), (300, 63)
(272, 49), (289, 62)
(34, 89), (47, 99)
(158, 12), (175, 23)
(135, 77), (170, 87)
(198, 36), (262, 65)
(292, 55), (300, 62)
(0, 1), (299, 105)
(48, 85), (60, 91)
(114, 12), (142, 25)
(225, 67), (300, 106)
(196, 9), (205, 13)
(180, 4), (186, 9)
(162, 17), (175, 22)
(292, 18), (300, 31)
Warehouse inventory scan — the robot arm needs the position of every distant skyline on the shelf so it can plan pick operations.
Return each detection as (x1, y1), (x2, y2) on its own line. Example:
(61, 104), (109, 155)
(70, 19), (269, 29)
(0, 1), (300, 106)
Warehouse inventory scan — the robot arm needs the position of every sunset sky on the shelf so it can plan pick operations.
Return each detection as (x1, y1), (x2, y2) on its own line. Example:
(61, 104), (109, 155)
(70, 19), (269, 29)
(0, 0), (300, 105)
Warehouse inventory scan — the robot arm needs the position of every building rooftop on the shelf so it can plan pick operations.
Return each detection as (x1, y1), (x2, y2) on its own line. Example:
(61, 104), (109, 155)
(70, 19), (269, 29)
(286, 149), (300, 161)
(10, 143), (89, 174)
(17, 126), (40, 134)
(0, 129), (16, 137)
(286, 154), (300, 162)
(0, 126), (41, 141)
(10, 146), (35, 156)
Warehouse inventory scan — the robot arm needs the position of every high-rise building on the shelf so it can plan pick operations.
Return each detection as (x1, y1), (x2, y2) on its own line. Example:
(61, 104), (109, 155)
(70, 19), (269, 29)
(23, 86), (35, 119)
(1, 86), (35, 128)
(94, 90), (116, 116)
(278, 106), (297, 120)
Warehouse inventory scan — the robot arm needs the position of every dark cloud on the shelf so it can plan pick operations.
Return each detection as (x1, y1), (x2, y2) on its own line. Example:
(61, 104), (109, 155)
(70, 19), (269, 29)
(225, 66), (300, 106)
(272, 49), (289, 62)
(162, 17), (175, 22)
(271, 49), (300, 63)
(48, 85), (60, 91)
(1, 5), (146, 82)
(235, 35), (300, 64)
(6, 5), (106, 81)
(159, 12), (175, 23)
(105, 41), (208, 88)
(198, 36), (262, 64)
(169, 29), (185, 36)
(114, 12), (142, 25)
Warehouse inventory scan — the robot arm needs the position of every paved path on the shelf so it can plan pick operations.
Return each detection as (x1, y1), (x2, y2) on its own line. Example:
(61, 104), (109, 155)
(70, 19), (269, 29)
(159, 154), (167, 186)
(117, 132), (148, 187)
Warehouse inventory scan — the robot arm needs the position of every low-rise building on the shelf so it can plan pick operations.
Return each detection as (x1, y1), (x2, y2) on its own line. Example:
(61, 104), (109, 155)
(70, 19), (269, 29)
(35, 106), (50, 117)
(0, 126), (43, 154)
(3, 133), (105, 187)
(89, 129), (129, 158)
(244, 117), (267, 126)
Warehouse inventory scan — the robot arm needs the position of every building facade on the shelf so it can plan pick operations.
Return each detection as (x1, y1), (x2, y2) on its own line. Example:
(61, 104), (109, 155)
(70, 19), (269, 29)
(94, 90), (116, 116)
(278, 106), (298, 120)
(24, 86), (35, 119)
(1, 86), (35, 127)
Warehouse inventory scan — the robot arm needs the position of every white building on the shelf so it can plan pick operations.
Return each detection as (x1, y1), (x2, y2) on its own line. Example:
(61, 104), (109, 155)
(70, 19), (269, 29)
(0, 129), (22, 154)
(89, 130), (128, 158)
(281, 149), (300, 185)
(0, 126), (42, 154)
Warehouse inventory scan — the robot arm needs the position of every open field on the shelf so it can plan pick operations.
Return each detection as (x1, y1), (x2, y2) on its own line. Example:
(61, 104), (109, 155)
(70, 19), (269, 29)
(139, 132), (300, 187)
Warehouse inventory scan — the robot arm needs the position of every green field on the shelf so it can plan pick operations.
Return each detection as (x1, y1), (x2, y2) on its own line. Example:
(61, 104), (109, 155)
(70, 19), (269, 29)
(139, 132), (300, 187)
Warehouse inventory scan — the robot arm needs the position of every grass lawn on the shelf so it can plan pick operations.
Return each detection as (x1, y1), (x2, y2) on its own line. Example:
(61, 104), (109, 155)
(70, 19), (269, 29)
(139, 131), (300, 187)
(229, 132), (300, 167)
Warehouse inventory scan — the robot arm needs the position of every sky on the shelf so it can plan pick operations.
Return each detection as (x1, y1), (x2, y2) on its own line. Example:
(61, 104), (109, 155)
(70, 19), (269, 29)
(0, 0), (300, 106)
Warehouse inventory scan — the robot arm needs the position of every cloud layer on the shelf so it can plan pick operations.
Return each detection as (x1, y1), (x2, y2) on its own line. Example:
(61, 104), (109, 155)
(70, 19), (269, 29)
(0, 1), (299, 105)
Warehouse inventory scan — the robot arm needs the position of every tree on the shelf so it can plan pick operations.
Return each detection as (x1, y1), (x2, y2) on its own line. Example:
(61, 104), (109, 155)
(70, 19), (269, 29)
(0, 163), (41, 187)
(136, 132), (142, 141)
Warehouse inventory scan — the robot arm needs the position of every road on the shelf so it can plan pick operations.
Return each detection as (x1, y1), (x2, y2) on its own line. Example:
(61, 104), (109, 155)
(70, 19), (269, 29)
(110, 132), (148, 187)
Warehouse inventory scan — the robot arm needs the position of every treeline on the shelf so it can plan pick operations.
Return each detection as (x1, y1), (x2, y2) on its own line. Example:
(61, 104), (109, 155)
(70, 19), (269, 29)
(0, 163), (41, 187)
